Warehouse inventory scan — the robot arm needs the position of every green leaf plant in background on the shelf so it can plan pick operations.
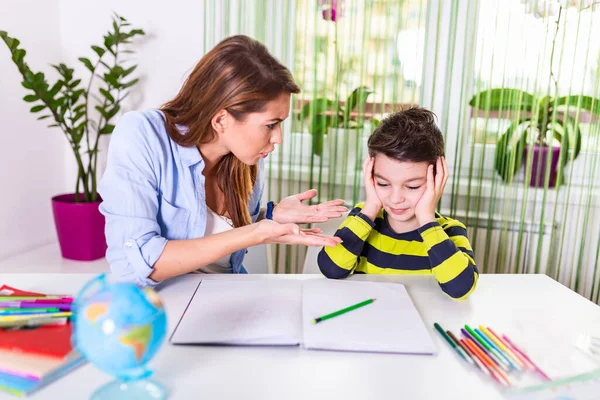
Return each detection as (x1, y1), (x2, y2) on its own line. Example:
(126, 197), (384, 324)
(469, 1), (600, 187)
(0, 13), (145, 202)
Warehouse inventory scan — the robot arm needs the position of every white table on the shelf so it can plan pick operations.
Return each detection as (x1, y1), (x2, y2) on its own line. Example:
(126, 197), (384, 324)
(0, 243), (269, 274)
(0, 245), (109, 274)
(0, 273), (599, 400)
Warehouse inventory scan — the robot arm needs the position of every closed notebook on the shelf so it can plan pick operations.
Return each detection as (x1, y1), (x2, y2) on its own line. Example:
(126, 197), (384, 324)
(0, 324), (73, 360)
(170, 279), (437, 355)
(0, 353), (85, 397)
(0, 350), (82, 380)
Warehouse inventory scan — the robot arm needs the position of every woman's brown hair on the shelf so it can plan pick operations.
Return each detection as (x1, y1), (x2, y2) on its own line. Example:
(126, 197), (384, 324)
(161, 35), (300, 227)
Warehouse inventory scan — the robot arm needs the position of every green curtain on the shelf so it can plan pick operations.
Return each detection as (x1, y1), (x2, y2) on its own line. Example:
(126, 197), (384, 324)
(204, 0), (600, 303)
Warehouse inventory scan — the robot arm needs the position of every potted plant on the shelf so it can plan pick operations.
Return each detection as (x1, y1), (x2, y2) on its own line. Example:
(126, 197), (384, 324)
(0, 14), (145, 260)
(469, 3), (600, 188)
(469, 89), (600, 187)
(297, 86), (377, 166)
(297, 0), (379, 173)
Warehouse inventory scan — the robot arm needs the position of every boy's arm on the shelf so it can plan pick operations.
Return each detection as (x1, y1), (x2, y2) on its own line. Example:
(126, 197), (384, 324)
(317, 204), (375, 279)
(418, 220), (479, 299)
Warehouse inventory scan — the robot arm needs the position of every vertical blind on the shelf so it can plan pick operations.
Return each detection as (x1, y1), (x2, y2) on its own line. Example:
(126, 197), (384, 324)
(201, 0), (600, 302)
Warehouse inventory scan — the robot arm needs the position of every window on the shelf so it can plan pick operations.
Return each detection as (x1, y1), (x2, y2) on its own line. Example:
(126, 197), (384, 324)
(470, 0), (600, 152)
(291, 0), (427, 128)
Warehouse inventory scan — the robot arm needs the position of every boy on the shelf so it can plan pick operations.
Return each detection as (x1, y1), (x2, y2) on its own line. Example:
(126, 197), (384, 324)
(317, 107), (478, 299)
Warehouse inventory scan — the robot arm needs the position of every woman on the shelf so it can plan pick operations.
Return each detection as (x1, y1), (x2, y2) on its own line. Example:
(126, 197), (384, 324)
(99, 35), (347, 287)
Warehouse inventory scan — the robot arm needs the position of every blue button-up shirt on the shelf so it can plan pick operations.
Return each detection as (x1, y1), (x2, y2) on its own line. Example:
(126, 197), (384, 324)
(99, 110), (264, 287)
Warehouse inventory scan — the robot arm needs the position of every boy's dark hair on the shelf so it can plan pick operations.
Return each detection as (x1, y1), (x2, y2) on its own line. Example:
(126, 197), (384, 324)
(367, 106), (445, 165)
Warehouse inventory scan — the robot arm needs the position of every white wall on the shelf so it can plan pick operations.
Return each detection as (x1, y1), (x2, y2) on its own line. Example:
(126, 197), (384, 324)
(0, 0), (69, 260)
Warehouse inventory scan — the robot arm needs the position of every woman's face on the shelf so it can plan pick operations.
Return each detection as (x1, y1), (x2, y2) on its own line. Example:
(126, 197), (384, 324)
(220, 92), (291, 165)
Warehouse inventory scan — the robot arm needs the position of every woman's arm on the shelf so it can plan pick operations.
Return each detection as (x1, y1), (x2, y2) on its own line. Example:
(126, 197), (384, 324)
(151, 220), (340, 282)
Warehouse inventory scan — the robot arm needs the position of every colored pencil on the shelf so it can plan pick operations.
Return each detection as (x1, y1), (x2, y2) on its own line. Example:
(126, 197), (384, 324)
(481, 327), (525, 369)
(463, 338), (512, 387)
(433, 323), (472, 365)
(461, 328), (505, 370)
(464, 325), (511, 372)
(447, 330), (487, 373)
(313, 298), (375, 324)
(502, 335), (551, 381)
(475, 327), (518, 370)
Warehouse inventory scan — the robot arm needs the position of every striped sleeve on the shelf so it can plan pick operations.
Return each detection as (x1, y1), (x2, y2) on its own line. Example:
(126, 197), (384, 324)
(317, 204), (376, 279)
(418, 220), (478, 299)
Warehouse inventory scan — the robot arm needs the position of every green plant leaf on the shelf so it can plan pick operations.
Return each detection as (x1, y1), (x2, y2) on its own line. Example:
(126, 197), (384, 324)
(562, 115), (582, 160)
(103, 73), (120, 88)
(30, 104), (46, 113)
(69, 79), (82, 88)
(0, 32), (20, 51)
(23, 94), (39, 102)
(100, 124), (115, 134)
(309, 114), (332, 157)
(37, 115), (51, 120)
(122, 65), (137, 77)
(343, 87), (373, 124)
(78, 57), (94, 72)
(72, 111), (85, 122)
(297, 98), (337, 121)
(550, 120), (564, 144)
(73, 104), (86, 113)
(121, 78), (138, 89)
(91, 45), (106, 57)
(104, 35), (115, 52)
(99, 88), (115, 102)
(105, 104), (121, 119)
(11, 49), (25, 63)
(469, 88), (536, 111)
(111, 65), (125, 77)
(95, 105), (110, 119)
(48, 81), (64, 97)
(555, 95), (600, 115)
(25, 70), (35, 82)
(494, 120), (529, 182)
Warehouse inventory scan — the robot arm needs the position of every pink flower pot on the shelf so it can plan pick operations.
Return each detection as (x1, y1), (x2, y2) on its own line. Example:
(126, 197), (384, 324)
(524, 146), (561, 188)
(51, 193), (107, 261)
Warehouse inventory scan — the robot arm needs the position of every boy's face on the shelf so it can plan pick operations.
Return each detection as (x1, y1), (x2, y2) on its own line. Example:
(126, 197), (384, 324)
(373, 153), (429, 225)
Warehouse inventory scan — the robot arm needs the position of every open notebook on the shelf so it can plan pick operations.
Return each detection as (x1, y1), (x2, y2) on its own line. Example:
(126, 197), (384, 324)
(170, 279), (437, 355)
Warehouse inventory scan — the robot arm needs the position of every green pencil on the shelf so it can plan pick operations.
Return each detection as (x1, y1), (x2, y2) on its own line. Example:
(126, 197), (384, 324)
(313, 298), (376, 324)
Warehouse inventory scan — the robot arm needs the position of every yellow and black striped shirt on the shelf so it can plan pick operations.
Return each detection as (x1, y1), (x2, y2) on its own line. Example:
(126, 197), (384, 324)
(317, 203), (478, 299)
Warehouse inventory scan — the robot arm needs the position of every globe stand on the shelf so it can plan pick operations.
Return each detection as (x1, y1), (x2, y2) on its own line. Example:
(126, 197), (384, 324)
(91, 378), (167, 400)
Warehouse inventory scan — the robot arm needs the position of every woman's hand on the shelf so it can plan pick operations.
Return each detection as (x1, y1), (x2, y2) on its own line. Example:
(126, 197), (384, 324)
(272, 189), (348, 224)
(254, 219), (342, 247)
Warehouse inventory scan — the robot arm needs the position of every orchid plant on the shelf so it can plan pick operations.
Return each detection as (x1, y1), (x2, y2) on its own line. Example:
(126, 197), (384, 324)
(297, 0), (377, 157)
(469, 0), (600, 182)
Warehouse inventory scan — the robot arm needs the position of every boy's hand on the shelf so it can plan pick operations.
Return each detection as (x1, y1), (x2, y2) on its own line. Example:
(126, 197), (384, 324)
(361, 156), (382, 221)
(415, 157), (448, 227)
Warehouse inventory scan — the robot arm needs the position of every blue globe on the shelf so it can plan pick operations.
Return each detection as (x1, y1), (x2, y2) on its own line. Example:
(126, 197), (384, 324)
(72, 274), (167, 399)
